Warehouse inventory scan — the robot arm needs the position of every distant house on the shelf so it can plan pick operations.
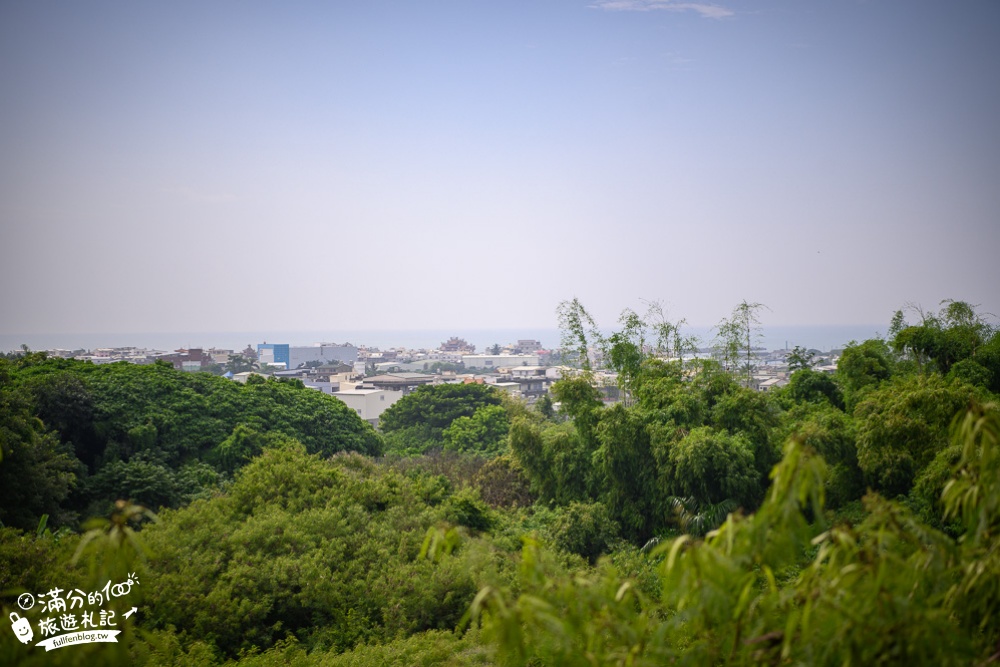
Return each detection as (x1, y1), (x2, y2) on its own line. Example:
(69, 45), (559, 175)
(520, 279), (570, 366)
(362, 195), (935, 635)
(513, 339), (543, 354)
(207, 348), (234, 365)
(507, 365), (550, 400)
(373, 360), (435, 373)
(462, 354), (539, 369)
(758, 377), (788, 392)
(312, 362), (356, 382)
(361, 373), (436, 394)
(302, 380), (338, 395)
(272, 369), (311, 379)
(161, 348), (215, 371)
(488, 381), (522, 397)
(331, 388), (403, 426)
(232, 372), (266, 384)
(440, 337), (475, 354)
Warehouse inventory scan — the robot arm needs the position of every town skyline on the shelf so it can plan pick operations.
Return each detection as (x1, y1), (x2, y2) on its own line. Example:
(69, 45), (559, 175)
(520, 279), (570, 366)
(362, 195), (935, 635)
(1, 321), (889, 360)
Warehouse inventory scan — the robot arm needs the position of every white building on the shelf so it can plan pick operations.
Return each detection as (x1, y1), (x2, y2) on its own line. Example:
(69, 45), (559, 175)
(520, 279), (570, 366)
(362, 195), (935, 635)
(757, 377), (788, 392)
(462, 354), (540, 369)
(331, 388), (403, 426)
(207, 348), (234, 365)
(232, 372), (266, 384)
(487, 381), (522, 397)
(302, 379), (339, 395)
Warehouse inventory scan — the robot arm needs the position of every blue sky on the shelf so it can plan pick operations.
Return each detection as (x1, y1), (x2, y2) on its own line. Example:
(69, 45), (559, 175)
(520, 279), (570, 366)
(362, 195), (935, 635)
(2, 1), (998, 335)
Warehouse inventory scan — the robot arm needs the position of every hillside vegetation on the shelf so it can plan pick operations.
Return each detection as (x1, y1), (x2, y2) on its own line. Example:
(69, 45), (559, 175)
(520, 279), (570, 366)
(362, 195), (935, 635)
(1, 299), (998, 665)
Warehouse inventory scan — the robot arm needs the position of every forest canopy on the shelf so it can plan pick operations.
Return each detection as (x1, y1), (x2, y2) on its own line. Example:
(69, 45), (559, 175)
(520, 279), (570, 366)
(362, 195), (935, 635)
(1, 298), (999, 665)
(0, 356), (381, 528)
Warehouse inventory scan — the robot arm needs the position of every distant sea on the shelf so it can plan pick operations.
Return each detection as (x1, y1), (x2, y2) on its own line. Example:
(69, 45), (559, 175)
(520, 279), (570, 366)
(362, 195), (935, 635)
(1, 325), (885, 355)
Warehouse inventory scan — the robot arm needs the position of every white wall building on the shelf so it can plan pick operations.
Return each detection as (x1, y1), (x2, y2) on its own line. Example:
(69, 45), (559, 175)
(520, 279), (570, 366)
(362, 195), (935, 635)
(302, 379), (340, 395)
(331, 388), (403, 426)
(487, 381), (522, 397)
(462, 354), (539, 369)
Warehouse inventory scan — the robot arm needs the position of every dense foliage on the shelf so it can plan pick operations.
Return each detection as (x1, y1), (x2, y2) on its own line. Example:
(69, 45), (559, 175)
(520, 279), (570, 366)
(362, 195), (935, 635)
(472, 406), (1000, 666)
(139, 444), (506, 658)
(0, 356), (381, 528)
(2, 298), (999, 666)
(379, 383), (506, 455)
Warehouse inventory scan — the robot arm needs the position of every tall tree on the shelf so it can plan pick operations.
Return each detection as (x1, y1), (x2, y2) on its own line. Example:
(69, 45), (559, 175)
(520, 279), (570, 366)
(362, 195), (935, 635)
(442, 404), (511, 456)
(837, 338), (894, 410)
(0, 361), (82, 528)
(605, 308), (646, 402)
(644, 300), (699, 361)
(854, 373), (981, 496)
(379, 383), (505, 454)
(786, 345), (815, 372)
(225, 353), (258, 374)
(891, 300), (997, 376)
(715, 301), (767, 386)
(557, 298), (603, 372)
(605, 301), (697, 403)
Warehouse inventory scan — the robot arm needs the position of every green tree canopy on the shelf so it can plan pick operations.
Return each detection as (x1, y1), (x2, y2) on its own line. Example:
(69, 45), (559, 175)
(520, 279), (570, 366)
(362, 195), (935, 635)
(786, 345), (816, 372)
(138, 443), (499, 658)
(594, 404), (659, 542)
(778, 402), (861, 508)
(836, 338), (894, 410)
(0, 362), (81, 529)
(379, 384), (503, 434)
(658, 426), (761, 510)
(854, 373), (982, 496)
(442, 404), (510, 456)
(890, 300), (996, 375)
(785, 368), (844, 408)
(509, 419), (594, 505)
(0, 356), (382, 526)
(473, 404), (1000, 665)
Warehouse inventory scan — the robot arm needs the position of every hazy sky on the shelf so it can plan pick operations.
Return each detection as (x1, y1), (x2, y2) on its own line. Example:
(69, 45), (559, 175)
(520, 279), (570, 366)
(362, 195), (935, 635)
(2, 0), (998, 335)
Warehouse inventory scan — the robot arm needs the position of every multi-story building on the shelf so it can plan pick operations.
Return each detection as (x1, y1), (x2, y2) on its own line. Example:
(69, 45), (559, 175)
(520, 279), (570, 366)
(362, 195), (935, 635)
(514, 339), (543, 354)
(440, 337), (475, 354)
(257, 343), (358, 370)
(331, 388), (404, 425)
(507, 365), (551, 400)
